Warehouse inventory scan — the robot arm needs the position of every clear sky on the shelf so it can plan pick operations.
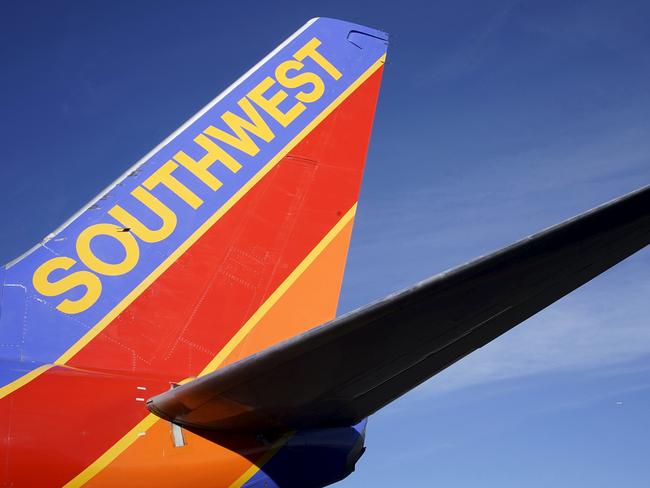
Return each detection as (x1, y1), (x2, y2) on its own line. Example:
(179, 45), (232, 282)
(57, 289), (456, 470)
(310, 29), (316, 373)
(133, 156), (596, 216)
(1, 1), (650, 486)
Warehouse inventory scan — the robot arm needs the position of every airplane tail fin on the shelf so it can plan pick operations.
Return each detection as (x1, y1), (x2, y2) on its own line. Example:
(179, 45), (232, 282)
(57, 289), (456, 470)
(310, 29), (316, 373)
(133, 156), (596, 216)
(0, 18), (388, 390)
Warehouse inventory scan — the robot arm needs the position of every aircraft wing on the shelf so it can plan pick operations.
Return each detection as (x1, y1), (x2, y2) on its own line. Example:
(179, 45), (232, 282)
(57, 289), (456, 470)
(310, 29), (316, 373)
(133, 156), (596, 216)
(148, 184), (650, 432)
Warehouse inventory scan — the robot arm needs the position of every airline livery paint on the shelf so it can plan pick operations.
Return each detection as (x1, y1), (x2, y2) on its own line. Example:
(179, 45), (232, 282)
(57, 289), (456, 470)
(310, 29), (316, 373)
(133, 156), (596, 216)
(0, 18), (387, 487)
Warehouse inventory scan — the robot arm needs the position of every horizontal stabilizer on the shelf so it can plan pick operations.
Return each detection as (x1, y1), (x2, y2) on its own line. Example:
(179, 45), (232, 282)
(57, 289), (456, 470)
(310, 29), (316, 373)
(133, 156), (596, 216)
(148, 184), (650, 432)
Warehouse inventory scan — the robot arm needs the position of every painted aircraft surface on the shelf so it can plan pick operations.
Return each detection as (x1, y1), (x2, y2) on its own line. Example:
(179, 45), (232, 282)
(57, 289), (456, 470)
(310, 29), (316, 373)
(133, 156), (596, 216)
(0, 17), (648, 488)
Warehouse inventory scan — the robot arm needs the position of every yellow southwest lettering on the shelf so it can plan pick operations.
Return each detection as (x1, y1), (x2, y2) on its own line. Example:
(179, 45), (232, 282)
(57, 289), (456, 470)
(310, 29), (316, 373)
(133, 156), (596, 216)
(247, 77), (305, 127)
(144, 160), (204, 209)
(32, 256), (102, 314)
(31, 37), (345, 315)
(293, 38), (342, 80)
(108, 186), (177, 243)
(275, 60), (324, 103)
(77, 224), (140, 276)
(174, 134), (241, 191)
(204, 97), (275, 156)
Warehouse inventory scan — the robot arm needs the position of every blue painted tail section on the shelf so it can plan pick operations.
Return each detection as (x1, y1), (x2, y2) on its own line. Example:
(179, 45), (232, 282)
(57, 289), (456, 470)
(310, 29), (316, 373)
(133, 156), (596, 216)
(0, 17), (388, 389)
(243, 420), (368, 488)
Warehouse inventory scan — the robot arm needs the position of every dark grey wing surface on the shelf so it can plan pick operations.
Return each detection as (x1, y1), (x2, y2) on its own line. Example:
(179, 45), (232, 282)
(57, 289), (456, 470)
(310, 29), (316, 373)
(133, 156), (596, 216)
(147, 184), (650, 433)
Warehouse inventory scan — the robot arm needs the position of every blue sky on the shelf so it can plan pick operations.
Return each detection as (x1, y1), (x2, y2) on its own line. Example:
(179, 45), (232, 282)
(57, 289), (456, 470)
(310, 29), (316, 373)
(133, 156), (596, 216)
(1, 1), (650, 486)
